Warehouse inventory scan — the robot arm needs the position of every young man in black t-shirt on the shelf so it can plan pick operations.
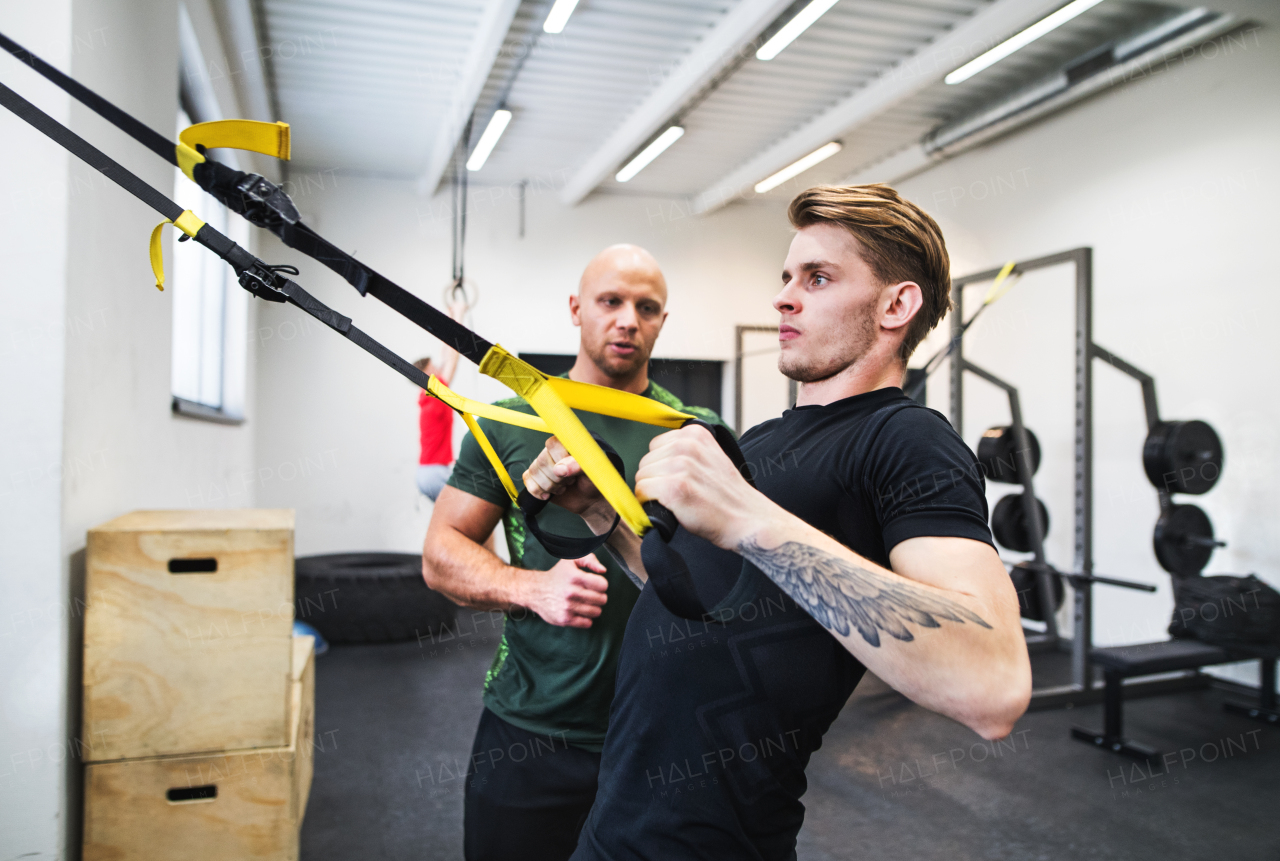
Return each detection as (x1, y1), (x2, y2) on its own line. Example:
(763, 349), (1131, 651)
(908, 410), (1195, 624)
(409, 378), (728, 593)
(521, 185), (1032, 860)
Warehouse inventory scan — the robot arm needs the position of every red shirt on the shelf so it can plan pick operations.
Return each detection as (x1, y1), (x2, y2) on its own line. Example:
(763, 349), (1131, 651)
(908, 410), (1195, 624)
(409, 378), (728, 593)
(418, 391), (455, 466)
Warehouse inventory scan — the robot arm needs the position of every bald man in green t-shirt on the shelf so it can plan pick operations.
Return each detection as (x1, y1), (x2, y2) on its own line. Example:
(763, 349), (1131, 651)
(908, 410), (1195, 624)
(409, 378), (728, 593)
(422, 245), (728, 861)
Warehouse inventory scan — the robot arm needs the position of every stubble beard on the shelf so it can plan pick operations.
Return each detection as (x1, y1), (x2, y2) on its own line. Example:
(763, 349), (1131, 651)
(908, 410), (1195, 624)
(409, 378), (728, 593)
(778, 302), (878, 384)
(589, 338), (650, 381)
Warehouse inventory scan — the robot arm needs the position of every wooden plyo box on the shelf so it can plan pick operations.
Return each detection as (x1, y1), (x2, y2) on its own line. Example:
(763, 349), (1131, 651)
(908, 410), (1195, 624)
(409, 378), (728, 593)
(83, 636), (316, 861)
(83, 509), (295, 761)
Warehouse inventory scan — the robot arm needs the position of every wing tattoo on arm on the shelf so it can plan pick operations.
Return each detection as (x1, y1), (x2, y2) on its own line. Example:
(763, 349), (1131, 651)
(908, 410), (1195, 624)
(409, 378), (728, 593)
(737, 537), (991, 647)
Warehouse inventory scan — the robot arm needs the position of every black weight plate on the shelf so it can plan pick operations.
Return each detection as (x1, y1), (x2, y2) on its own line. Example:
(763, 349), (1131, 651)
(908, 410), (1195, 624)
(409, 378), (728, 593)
(1143, 420), (1223, 495)
(1152, 504), (1216, 576)
(1009, 563), (1065, 622)
(977, 425), (1041, 484)
(991, 493), (1049, 553)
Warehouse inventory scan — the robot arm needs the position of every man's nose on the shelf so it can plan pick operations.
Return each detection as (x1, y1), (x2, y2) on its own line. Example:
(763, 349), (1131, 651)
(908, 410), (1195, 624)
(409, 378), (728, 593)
(614, 302), (639, 331)
(773, 283), (801, 314)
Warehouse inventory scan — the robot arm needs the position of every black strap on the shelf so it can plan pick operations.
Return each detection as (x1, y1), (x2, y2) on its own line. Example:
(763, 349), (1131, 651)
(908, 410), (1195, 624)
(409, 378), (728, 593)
(0, 33), (494, 364)
(641, 420), (756, 622)
(0, 77), (461, 433)
(0, 31), (176, 164)
(0, 80), (183, 222)
(0, 66), (745, 623)
(515, 433), (623, 560)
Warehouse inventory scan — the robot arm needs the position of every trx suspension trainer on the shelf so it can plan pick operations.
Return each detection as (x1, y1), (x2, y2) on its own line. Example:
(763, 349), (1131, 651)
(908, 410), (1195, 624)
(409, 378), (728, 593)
(0, 35), (751, 622)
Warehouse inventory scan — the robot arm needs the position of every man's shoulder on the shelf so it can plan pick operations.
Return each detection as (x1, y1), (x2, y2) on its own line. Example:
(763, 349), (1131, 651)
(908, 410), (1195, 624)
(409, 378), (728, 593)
(646, 382), (731, 431)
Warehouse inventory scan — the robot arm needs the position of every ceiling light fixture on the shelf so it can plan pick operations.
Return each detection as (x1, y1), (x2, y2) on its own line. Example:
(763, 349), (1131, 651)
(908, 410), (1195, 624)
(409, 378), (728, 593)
(615, 126), (685, 183)
(756, 0), (840, 61)
(543, 0), (581, 34)
(754, 141), (842, 193)
(466, 109), (512, 172)
(945, 0), (1108, 84)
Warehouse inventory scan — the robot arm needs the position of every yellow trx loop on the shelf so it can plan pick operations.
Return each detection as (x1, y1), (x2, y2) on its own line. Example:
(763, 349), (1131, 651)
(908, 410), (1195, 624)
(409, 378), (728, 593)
(148, 210), (206, 290)
(424, 375), (553, 504)
(477, 345), (695, 537)
(176, 119), (292, 181)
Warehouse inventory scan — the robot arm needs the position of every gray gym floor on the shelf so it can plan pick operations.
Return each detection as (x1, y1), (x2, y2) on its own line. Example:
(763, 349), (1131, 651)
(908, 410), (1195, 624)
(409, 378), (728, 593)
(300, 626), (1280, 861)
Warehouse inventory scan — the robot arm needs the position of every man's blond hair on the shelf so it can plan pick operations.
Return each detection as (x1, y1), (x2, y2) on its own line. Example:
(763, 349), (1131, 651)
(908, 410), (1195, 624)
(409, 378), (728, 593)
(788, 184), (951, 362)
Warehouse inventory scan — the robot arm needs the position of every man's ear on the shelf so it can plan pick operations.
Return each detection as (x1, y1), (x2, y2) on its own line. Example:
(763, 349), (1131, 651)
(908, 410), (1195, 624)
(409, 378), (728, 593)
(569, 293), (582, 327)
(881, 281), (923, 332)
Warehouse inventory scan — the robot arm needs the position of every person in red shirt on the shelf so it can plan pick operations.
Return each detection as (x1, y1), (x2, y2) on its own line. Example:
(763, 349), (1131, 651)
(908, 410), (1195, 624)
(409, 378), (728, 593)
(414, 301), (467, 501)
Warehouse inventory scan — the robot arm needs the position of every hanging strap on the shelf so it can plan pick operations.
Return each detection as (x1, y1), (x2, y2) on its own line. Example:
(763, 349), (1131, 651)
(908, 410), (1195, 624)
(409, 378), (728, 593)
(0, 29), (491, 363)
(148, 211), (207, 290)
(906, 261), (1019, 400)
(0, 30), (175, 163)
(176, 119), (292, 180)
(0, 72), (749, 620)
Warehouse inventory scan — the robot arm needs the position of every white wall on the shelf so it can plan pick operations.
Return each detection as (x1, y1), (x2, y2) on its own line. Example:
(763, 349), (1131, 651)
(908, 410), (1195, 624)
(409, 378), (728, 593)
(0, 1), (261, 855)
(899, 20), (1279, 684)
(252, 180), (791, 553)
(0, 4), (73, 857)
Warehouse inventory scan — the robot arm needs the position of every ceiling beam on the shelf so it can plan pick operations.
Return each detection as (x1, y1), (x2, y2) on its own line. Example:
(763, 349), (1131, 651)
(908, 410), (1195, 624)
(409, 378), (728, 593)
(558, 0), (796, 207)
(692, 0), (1066, 215)
(416, 0), (522, 196)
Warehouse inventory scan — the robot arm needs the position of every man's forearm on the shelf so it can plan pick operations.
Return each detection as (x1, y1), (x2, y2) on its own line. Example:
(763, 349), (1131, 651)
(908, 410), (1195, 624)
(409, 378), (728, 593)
(581, 504), (646, 587)
(732, 509), (1027, 739)
(424, 525), (529, 611)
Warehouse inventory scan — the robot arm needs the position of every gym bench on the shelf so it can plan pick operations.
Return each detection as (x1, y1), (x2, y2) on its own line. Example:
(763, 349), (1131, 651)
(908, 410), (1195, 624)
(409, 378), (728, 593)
(1071, 639), (1279, 760)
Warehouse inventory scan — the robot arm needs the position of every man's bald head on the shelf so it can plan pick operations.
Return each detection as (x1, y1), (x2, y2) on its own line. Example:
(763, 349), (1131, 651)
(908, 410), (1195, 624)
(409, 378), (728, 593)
(568, 244), (670, 387)
(578, 244), (667, 304)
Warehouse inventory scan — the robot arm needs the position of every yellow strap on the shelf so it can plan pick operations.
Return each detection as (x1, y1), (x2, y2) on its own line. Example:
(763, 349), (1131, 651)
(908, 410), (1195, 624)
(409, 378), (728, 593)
(479, 345), (653, 536)
(148, 211), (207, 290)
(426, 376), (544, 503)
(982, 261), (1019, 305)
(544, 377), (691, 428)
(426, 376), (550, 434)
(461, 413), (519, 502)
(424, 355), (699, 536)
(176, 119), (292, 180)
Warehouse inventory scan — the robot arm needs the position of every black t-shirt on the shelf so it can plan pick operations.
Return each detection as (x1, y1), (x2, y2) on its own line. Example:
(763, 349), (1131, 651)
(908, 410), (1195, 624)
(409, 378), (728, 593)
(571, 387), (994, 861)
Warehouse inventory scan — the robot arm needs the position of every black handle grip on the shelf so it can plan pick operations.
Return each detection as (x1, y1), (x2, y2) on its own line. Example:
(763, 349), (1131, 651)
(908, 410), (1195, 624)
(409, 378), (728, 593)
(517, 432), (625, 560)
(517, 489), (548, 517)
(641, 419), (752, 548)
(642, 500), (678, 542)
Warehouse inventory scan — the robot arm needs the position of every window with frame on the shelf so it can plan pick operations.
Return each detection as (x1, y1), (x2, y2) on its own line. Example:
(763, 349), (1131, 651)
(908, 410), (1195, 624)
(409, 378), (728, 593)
(170, 108), (249, 423)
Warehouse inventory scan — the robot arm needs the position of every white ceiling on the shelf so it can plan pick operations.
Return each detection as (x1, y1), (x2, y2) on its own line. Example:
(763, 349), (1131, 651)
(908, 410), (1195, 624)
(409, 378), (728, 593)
(254, 0), (1250, 205)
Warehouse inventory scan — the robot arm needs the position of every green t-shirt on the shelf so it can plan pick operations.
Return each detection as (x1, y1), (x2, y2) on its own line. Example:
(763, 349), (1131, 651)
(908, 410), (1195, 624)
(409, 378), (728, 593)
(445, 379), (729, 751)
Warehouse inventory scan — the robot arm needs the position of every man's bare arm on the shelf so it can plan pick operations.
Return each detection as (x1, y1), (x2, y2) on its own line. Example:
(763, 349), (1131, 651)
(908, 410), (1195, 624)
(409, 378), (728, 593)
(733, 522), (1029, 739)
(434, 302), (467, 387)
(521, 439), (646, 586)
(518, 428), (1030, 738)
(423, 486), (610, 629)
(633, 425), (1031, 739)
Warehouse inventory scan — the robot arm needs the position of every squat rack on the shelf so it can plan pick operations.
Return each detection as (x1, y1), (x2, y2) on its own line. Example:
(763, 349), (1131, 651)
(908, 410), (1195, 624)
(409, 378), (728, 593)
(949, 247), (1197, 707)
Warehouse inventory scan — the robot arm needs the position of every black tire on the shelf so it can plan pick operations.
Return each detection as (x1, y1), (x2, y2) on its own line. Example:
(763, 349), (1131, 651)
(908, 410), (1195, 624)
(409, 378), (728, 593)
(294, 552), (458, 645)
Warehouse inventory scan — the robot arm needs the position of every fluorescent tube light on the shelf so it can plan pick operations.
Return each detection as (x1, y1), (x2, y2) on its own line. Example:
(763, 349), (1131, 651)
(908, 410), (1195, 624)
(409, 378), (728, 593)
(466, 109), (512, 172)
(754, 141), (842, 193)
(543, 0), (581, 34)
(945, 0), (1108, 84)
(756, 0), (840, 61)
(615, 126), (685, 183)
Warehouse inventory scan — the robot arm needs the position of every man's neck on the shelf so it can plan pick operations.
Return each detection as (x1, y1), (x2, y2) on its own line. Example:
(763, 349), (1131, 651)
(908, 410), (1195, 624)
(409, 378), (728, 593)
(794, 352), (905, 408)
(567, 353), (649, 394)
